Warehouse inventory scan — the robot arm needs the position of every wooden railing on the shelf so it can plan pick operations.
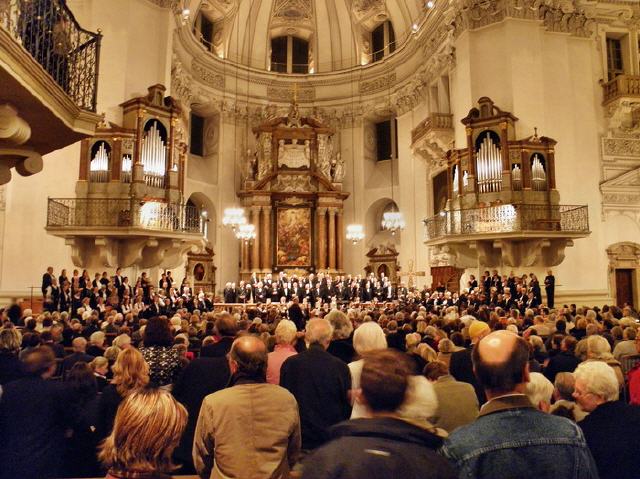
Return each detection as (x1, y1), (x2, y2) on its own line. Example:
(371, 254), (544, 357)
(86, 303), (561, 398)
(602, 74), (640, 105)
(411, 112), (453, 144)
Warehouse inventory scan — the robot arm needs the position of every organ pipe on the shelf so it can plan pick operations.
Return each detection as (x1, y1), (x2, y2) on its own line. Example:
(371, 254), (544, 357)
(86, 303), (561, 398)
(476, 134), (502, 193)
(89, 142), (109, 183)
(142, 121), (167, 188)
(512, 164), (522, 190)
(531, 154), (547, 191)
(452, 165), (459, 194)
(121, 155), (132, 183)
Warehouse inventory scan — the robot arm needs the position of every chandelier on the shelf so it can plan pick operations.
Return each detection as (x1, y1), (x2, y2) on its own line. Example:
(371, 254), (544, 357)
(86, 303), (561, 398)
(235, 223), (256, 243)
(222, 207), (246, 230)
(381, 209), (405, 235)
(346, 224), (365, 244)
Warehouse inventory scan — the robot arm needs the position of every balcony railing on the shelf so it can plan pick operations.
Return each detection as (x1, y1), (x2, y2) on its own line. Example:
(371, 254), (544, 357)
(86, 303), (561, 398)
(47, 198), (202, 234)
(424, 204), (589, 241)
(601, 74), (640, 105)
(411, 113), (454, 144)
(0, 0), (101, 111)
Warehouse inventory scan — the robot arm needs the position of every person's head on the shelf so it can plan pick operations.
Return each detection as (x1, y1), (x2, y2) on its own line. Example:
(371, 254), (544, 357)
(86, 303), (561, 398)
(525, 372), (554, 411)
(0, 327), (22, 353)
(353, 322), (387, 356)
(325, 310), (353, 340)
(91, 355), (110, 375)
(99, 388), (187, 474)
(305, 318), (334, 349)
(554, 372), (576, 402)
(573, 361), (619, 412)
(112, 348), (150, 396)
(21, 346), (56, 378)
(67, 361), (98, 401)
(274, 319), (297, 346)
(468, 320), (490, 344)
(215, 312), (238, 337)
(228, 336), (268, 380)
(72, 336), (88, 353)
(423, 360), (449, 381)
(586, 335), (613, 360)
(359, 349), (413, 414)
(90, 331), (105, 348)
(472, 330), (530, 397)
(143, 317), (173, 347)
(561, 335), (577, 353)
(623, 327), (637, 341)
(113, 334), (131, 350)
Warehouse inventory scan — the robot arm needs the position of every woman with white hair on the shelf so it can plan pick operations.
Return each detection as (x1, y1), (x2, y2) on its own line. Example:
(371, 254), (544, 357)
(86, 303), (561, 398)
(584, 335), (624, 388)
(87, 331), (106, 357)
(574, 361), (640, 479)
(266, 319), (298, 385)
(326, 309), (355, 364)
(525, 372), (555, 411)
(349, 322), (387, 418)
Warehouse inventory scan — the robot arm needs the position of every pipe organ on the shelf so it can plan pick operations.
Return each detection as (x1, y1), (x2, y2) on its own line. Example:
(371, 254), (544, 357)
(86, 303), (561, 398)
(89, 141), (109, 183)
(476, 133), (502, 193)
(121, 155), (132, 183)
(512, 164), (522, 190)
(452, 165), (459, 194)
(141, 121), (167, 188)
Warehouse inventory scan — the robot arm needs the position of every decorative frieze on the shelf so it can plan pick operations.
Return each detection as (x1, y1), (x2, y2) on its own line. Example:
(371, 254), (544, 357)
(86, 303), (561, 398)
(267, 86), (315, 102)
(359, 72), (396, 94)
(191, 61), (225, 89)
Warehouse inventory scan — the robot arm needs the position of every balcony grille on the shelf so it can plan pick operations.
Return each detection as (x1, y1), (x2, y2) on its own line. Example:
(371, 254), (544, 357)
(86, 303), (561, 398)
(0, 0), (101, 112)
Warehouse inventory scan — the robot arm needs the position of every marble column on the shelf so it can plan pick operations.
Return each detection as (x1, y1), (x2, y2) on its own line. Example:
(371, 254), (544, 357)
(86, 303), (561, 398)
(261, 206), (271, 271)
(250, 206), (261, 271)
(317, 207), (327, 270)
(241, 238), (250, 273)
(328, 208), (336, 270)
(336, 210), (344, 272)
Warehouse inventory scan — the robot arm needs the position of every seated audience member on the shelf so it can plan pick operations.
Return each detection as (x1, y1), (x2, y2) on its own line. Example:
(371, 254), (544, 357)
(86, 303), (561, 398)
(441, 330), (598, 479)
(62, 337), (93, 377)
(612, 327), (637, 360)
(97, 347), (150, 438)
(0, 347), (74, 479)
(171, 349), (230, 473)
(200, 312), (237, 358)
(193, 336), (301, 479)
(424, 360), (478, 432)
(87, 331), (106, 357)
(40, 330), (65, 358)
(99, 389), (187, 479)
(450, 319), (490, 405)
(548, 372), (587, 422)
(139, 316), (182, 388)
(91, 355), (110, 391)
(325, 309), (355, 364)
(574, 361), (640, 479)
(543, 335), (580, 382)
(436, 338), (455, 370)
(302, 349), (456, 479)
(280, 318), (352, 450)
(349, 322), (388, 419)
(524, 372), (554, 411)
(0, 327), (24, 385)
(267, 319), (298, 385)
(584, 335), (624, 389)
(62, 362), (101, 478)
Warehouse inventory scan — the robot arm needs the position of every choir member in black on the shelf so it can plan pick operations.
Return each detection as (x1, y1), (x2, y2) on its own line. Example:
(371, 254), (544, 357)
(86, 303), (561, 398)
(58, 269), (69, 289)
(254, 283), (266, 304)
(223, 283), (237, 303)
(544, 270), (555, 308)
(482, 271), (491, 295)
(59, 282), (72, 313)
(269, 283), (280, 303)
(113, 267), (123, 292)
(468, 274), (478, 292)
(529, 273), (542, 303)
(41, 266), (54, 299)
(44, 278), (60, 312)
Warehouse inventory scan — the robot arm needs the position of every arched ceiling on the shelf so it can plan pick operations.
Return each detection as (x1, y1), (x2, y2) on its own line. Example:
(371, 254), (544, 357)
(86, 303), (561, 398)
(197, 0), (426, 72)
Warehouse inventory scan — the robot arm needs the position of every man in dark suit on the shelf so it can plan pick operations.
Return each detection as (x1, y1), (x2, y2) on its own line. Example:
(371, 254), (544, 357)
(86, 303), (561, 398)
(61, 337), (93, 377)
(288, 296), (306, 331)
(41, 266), (54, 299)
(544, 270), (555, 308)
(0, 347), (74, 479)
(280, 318), (351, 450)
(200, 313), (237, 358)
(172, 355), (230, 473)
(450, 319), (490, 405)
(223, 283), (237, 303)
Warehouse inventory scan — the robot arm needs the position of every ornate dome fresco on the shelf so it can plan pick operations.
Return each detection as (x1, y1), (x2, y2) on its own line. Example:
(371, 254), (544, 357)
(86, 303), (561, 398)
(195, 0), (428, 73)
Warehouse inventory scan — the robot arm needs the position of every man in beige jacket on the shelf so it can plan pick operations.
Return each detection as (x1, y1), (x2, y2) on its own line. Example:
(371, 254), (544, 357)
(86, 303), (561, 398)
(193, 336), (301, 479)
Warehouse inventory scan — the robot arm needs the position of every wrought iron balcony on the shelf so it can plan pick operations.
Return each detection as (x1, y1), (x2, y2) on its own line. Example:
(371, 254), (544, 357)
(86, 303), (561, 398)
(1, 0), (101, 111)
(46, 198), (202, 234)
(601, 74), (640, 106)
(424, 204), (590, 243)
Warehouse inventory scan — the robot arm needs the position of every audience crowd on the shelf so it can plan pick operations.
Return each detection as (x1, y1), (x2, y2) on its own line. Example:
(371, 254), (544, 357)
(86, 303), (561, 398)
(0, 266), (639, 479)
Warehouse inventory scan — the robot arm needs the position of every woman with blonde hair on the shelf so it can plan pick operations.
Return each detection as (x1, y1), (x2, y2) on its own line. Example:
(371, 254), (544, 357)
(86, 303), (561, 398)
(585, 335), (625, 388)
(349, 322), (387, 418)
(100, 388), (187, 479)
(97, 348), (150, 438)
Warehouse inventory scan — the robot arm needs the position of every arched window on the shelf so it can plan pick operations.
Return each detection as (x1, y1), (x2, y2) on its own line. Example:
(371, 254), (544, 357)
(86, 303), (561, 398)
(371, 21), (395, 63)
(270, 35), (309, 74)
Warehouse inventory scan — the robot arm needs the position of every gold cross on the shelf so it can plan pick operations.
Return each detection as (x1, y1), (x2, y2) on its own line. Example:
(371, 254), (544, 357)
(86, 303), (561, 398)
(397, 260), (426, 289)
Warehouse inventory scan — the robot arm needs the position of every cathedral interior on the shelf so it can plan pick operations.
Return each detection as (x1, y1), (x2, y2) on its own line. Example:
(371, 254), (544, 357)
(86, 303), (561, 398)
(1, 0), (640, 308)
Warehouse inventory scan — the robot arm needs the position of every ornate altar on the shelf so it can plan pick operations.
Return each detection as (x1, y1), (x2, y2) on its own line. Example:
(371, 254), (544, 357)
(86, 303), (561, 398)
(186, 247), (216, 294)
(365, 244), (399, 283)
(238, 95), (348, 279)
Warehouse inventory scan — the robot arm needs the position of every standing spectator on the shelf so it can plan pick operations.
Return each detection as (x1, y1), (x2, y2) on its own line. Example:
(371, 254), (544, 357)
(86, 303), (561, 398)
(288, 296), (306, 331)
(0, 327), (24, 385)
(544, 335), (580, 382)
(574, 361), (640, 479)
(450, 319), (490, 404)
(193, 336), (301, 478)
(302, 350), (457, 479)
(100, 389), (187, 479)
(424, 360), (478, 433)
(326, 310), (355, 364)
(441, 331), (598, 479)
(524, 372), (555, 411)
(200, 312), (237, 358)
(267, 319), (298, 385)
(548, 372), (587, 422)
(280, 318), (351, 450)
(0, 347), (74, 479)
(140, 316), (182, 388)
(349, 322), (388, 419)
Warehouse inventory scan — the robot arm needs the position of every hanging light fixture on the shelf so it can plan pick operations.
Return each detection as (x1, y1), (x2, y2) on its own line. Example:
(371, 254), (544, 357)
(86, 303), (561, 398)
(235, 223), (256, 243)
(222, 207), (246, 231)
(381, 74), (405, 235)
(346, 43), (364, 245)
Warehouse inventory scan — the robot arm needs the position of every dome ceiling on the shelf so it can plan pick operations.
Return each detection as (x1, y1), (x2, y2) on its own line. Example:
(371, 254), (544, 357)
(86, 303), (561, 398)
(197, 0), (427, 72)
